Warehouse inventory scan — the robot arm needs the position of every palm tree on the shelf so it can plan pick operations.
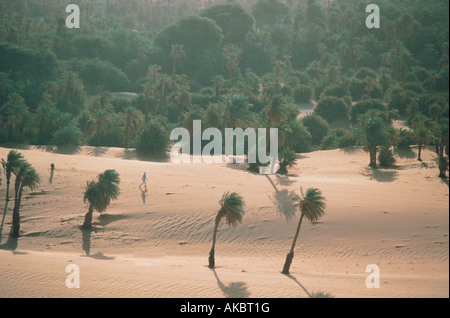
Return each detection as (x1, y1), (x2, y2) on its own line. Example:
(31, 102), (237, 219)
(1, 150), (25, 202)
(223, 44), (242, 85)
(82, 170), (120, 229)
(277, 148), (296, 175)
(282, 188), (326, 275)
(82, 180), (102, 230)
(123, 107), (143, 149)
(97, 170), (120, 209)
(357, 112), (392, 167)
(10, 162), (40, 238)
(170, 44), (186, 75)
(90, 108), (110, 146)
(264, 95), (290, 130)
(1, 151), (26, 244)
(412, 124), (433, 162)
(221, 94), (254, 129)
(209, 192), (245, 268)
(212, 75), (225, 102)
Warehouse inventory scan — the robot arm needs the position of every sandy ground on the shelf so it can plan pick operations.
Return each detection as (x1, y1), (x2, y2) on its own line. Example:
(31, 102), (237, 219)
(0, 145), (448, 298)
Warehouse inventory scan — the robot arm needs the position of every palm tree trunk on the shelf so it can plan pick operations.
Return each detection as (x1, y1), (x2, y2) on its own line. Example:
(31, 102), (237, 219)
(369, 147), (377, 167)
(11, 186), (24, 239)
(82, 205), (94, 229)
(0, 200), (9, 244)
(5, 176), (10, 201)
(418, 144), (422, 161)
(282, 213), (304, 274)
(125, 120), (130, 149)
(438, 144), (447, 178)
(208, 214), (222, 268)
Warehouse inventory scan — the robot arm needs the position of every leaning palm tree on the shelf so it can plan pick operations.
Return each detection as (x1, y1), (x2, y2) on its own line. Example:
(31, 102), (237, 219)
(209, 192), (245, 269)
(1, 150), (25, 202)
(82, 170), (120, 229)
(282, 188), (326, 275)
(97, 169), (120, 210)
(82, 180), (103, 230)
(10, 162), (40, 238)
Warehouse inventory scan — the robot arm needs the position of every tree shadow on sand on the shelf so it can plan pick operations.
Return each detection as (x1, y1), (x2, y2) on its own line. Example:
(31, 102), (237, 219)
(0, 227), (19, 251)
(211, 269), (250, 298)
(35, 145), (81, 155)
(80, 227), (115, 260)
(87, 146), (108, 157)
(361, 167), (398, 183)
(394, 147), (416, 159)
(266, 175), (297, 221)
(284, 274), (334, 298)
(96, 213), (130, 227)
(116, 148), (138, 160)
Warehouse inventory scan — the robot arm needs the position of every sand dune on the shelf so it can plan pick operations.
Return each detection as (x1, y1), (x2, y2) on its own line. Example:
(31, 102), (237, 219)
(0, 145), (448, 298)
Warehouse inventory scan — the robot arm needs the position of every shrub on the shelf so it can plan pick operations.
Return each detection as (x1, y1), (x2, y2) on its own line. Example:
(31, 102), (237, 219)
(79, 58), (130, 92)
(314, 96), (348, 123)
(397, 128), (414, 149)
(52, 126), (82, 147)
(283, 120), (312, 153)
(321, 84), (350, 99)
(349, 78), (366, 101)
(378, 146), (396, 167)
(321, 128), (355, 150)
(351, 99), (386, 122)
(387, 87), (409, 115)
(302, 115), (330, 145)
(293, 86), (313, 103)
(136, 120), (169, 158)
(281, 85), (293, 97)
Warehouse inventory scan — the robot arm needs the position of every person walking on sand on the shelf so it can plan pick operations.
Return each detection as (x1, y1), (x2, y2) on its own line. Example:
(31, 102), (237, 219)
(141, 172), (148, 189)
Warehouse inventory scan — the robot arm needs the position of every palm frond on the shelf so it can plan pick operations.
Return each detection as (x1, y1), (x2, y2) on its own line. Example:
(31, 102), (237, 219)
(21, 167), (40, 191)
(219, 191), (245, 227)
(297, 187), (326, 223)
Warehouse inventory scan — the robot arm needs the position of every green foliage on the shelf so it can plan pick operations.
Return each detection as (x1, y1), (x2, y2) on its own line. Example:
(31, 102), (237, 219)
(294, 86), (313, 103)
(321, 129), (355, 150)
(321, 84), (350, 99)
(218, 191), (245, 227)
(314, 96), (348, 123)
(297, 187), (326, 223)
(79, 59), (130, 92)
(302, 115), (330, 146)
(397, 129), (414, 149)
(277, 147), (297, 175)
(251, 0), (289, 28)
(52, 126), (82, 148)
(136, 120), (169, 158)
(84, 170), (120, 215)
(283, 120), (312, 153)
(202, 4), (254, 44)
(0, 0), (447, 159)
(378, 147), (396, 167)
(351, 99), (386, 123)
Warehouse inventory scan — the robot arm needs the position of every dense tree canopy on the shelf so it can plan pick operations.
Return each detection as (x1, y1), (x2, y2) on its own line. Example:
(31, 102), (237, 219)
(0, 0), (447, 175)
